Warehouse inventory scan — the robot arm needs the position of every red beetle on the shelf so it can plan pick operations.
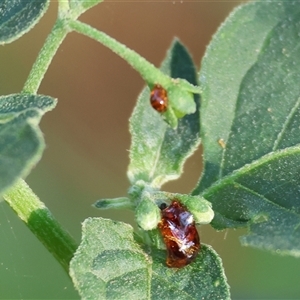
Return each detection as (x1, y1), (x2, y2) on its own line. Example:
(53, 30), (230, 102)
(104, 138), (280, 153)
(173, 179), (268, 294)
(150, 84), (168, 112)
(158, 200), (200, 268)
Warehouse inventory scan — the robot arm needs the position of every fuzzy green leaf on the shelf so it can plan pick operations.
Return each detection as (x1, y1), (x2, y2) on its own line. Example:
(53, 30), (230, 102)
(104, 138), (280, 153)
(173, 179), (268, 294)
(70, 217), (230, 300)
(0, 94), (56, 196)
(194, 1), (300, 256)
(128, 40), (200, 188)
(0, 0), (49, 44)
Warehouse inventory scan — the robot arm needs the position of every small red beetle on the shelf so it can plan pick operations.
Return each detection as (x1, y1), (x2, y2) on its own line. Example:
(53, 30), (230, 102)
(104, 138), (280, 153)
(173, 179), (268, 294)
(150, 84), (168, 112)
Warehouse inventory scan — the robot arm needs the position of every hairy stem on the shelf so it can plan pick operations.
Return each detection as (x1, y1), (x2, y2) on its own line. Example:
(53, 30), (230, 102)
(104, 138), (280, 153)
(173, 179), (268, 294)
(3, 179), (78, 272)
(69, 19), (171, 87)
(22, 19), (69, 94)
(58, 0), (70, 13)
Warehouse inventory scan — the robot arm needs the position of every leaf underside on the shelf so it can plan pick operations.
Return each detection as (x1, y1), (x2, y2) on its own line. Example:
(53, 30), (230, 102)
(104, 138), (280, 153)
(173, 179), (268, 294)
(0, 0), (49, 44)
(127, 39), (201, 188)
(70, 218), (230, 300)
(0, 94), (56, 196)
(195, 1), (300, 256)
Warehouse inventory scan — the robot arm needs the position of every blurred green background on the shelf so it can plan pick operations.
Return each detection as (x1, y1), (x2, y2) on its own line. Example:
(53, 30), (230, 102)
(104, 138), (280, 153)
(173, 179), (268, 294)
(0, 1), (299, 299)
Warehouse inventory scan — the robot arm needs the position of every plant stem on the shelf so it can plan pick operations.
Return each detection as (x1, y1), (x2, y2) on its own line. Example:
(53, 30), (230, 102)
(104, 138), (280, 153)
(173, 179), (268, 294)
(94, 197), (134, 210)
(69, 19), (171, 87)
(3, 179), (78, 273)
(58, 0), (70, 13)
(22, 19), (69, 94)
(7, 4), (77, 274)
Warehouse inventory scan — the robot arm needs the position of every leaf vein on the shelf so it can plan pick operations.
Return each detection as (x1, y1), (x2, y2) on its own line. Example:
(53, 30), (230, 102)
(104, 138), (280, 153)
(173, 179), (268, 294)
(202, 145), (300, 198)
(234, 182), (300, 218)
(272, 96), (300, 151)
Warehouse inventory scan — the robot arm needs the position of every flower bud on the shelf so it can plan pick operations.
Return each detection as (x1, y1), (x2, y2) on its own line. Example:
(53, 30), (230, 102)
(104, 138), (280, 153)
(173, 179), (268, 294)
(167, 194), (214, 224)
(135, 193), (161, 230)
(186, 197), (214, 224)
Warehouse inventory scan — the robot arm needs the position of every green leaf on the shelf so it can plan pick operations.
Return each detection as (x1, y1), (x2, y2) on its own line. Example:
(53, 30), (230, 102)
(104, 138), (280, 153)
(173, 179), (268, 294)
(128, 40), (200, 188)
(194, 1), (300, 255)
(70, 217), (230, 300)
(0, 94), (56, 196)
(0, 0), (49, 44)
(69, 0), (103, 18)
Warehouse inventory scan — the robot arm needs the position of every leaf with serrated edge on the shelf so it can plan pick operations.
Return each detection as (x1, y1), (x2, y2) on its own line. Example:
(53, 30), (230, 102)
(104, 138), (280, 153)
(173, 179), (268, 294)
(194, 1), (300, 256)
(128, 39), (200, 188)
(0, 0), (49, 44)
(0, 94), (56, 196)
(70, 218), (230, 300)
